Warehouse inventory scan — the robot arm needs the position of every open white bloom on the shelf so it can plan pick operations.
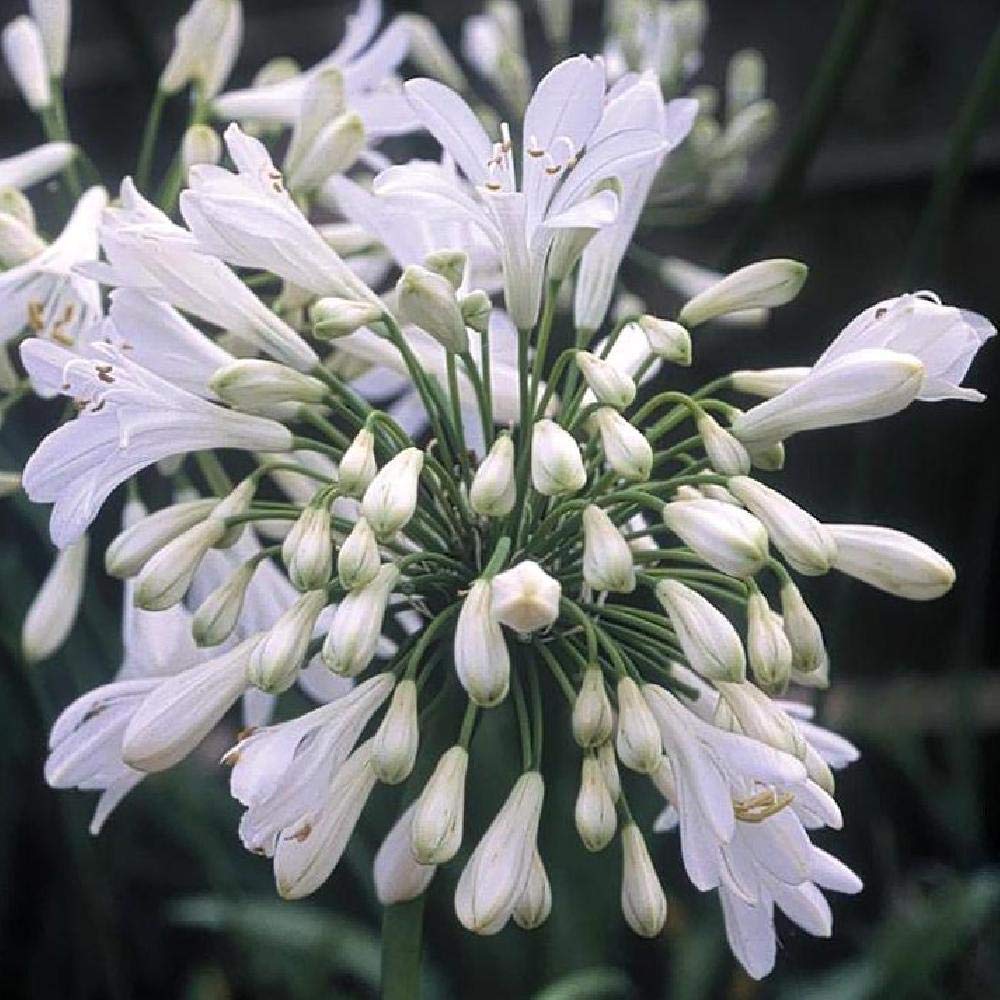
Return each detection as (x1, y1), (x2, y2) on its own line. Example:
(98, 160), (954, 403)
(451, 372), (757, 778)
(455, 579), (510, 707)
(455, 771), (544, 934)
(322, 564), (399, 675)
(490, 560), (561, 634)
(827, 523), (955, 600)
(583, 504), (636, 593)
(22, 535), (88, 663)
(0, 141), (75, 191)
(374, 801), (437, 904)
(2, 15), (50, 109)
(663, 497), (769, 578)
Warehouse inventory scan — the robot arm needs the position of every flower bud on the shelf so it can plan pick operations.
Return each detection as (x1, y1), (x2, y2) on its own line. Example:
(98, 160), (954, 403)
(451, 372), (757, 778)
(459, 289), (492, 334)
(575, 352), (636, 409)
(745, 588), (792, 694)
(455, 771), (544, 935)
(396, 264), (469, 354)
(697, 413), (751, 475)
(730, 367), (809, 398)
(572, 666), (613, 748)
(678, 259), (808, 328)
(338, 428), (377, 496)
(374, 802), (437, 905)
(0, 471), (21, 497)
(290, 110), (365, 191)
(662, 498), (769, 578)
(310, 295), (383, 339)
(615, 677), (661, 774)
(159, 0), (233, 95)
(337, 516), (380, 591)
(532, 419), (586, 495)
(827, 523), (955, 600)
(513, 851), (551, 930)
(22, 536), (87, 663)
(718, 99), (778, 158)
(424, 249), (468, 291)
(779, 580), (827, 675)
(134, 518), (226, 610)
(361, 448), (424, 539)
(728, 476), (836, 575)
(455, 579), (510, 707)
(322, 564), (398, 676)
(490, 560), (561, 634)
(596, 738), (621, 801)
(399, 13), (468, 90)
(747, 438), (785, 471)
(247, 589), (326, 693)
(411, 745), (468, 864)
(2, 16), (51, 110)
(620, 823), (667, 938)
(638, 316), (691, 365)
(192, 559), (256, 647)
(727, 48), (766, 113)
(470, 434), (515, 517)
(372, 679), (419, 784)
(282, 504), (333, 591)
(582, 504), (635, 593)
(181, 124), (222, 172)
(105, 499), (216, 578)
(731, 349), (925, 446)
(655, 578), (746, 682)
(29, 0), (71, 78)
(714, 680), (806, 761)
(594, 407), (653, 482)
(575, 753), (616, 851)
(211, 477), (258, 549)
(210, 359), (327, 412)
(0, 204), (45, 267)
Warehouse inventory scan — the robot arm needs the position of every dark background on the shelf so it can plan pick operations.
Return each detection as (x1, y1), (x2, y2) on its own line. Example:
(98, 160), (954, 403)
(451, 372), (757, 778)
(1, 1), (999, 997)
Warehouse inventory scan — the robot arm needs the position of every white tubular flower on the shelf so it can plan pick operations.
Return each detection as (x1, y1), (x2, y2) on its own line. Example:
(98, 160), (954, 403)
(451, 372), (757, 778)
(827, 523), (955, 600)
(22, 536), (88, 663)
(513, 851), (552, 930)
(594, 407), (653, 481)
(532, 420), (586, 496)
(105, 499), (216, 578)
(575, 753), (617, 851)
(655, 579), (746, 682)
(814, 292), (994, 402)
(455, 579), (510, 707)
(620, 823), (667, 938)
(192, 560), (257, 647)
(638, 315), (692, 365)
(372, 679), (419, 784)
(395, 264), (469, 354)
(455, 771), (544, 935)
(361, 448), (424, 539)
(660, 257), (769, 328)
(411, 745), (468, 864)
(311, 296), (383, 339)
(274, 738), (378, 900)
(0, 141), (75, 191)
(575, 352), (636, 409)
(662, 498), (769, 578)
(2, 16), (50, 110)
(134, 519), (227, 611)
(122, 636), (256, 772)
(697, 413), (751, 476)
(678, 259), (808, 328)
(470, 434), (516, 516)
(583, 504), (635, 593)
(282, 505), (333, 592)
(322, 564), (399, 676)
(728, 476), (837, 576)
(28, 0), (70, 77)
(731, 349), (926, 446)
(337, 516), (380, 591)
(159, 0), (237, 95)
(572, 666), (614, 748)
(745, 589), (793, 694)
(247, 589), (327, 693)
(338, 428), (377, 496)
(779, 580), (828, 676)
(181, 124), (222, 172)
(730, 367), (811, 398)
(210, 359), (328, 413)
(490, 560), (561, 634)
(615, 677), (662, 774)
(374, 802), (437, 905)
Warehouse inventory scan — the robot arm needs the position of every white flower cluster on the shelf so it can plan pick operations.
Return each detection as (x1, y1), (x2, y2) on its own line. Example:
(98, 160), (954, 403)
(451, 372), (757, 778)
(2, 0), (994, 983)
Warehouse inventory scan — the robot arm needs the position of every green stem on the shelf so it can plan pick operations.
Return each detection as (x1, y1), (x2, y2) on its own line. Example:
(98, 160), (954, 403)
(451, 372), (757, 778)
(380, 896), (425, 1000)
(446, 351), (471, 484)
(137, 88), (167, 194)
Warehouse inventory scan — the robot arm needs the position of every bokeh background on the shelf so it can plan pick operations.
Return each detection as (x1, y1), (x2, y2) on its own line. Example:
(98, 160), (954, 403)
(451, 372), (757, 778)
(1, 1), (999, 997)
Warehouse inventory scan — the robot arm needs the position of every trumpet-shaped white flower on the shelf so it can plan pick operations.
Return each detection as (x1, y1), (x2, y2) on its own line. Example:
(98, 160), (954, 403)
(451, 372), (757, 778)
(455, 770), (545, 934)
(22, 535), (88, 662)
(490, 560), (561, 634)
(21, 345), (291, 547)
(2, 15), (50, 109)
(374, 801), (437, 904)
(0, 141), (75, 191)
(455, 579), (510, 707)
(662, 497), (769, 578)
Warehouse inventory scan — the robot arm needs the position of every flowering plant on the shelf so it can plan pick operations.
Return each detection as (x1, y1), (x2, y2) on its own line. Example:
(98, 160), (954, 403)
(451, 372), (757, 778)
(2, 0), (994, 993)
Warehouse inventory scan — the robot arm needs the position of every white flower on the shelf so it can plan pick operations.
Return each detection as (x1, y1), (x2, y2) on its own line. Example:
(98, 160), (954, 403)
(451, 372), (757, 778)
(582, 504), (636, 593)
(192, 559), (257, 647)
(513, 851), (552, 930)
(372, 678), (418, 783)
(455, 771), (544, 934)
(615, 677), (662, 774)
(594, 407), (653, 481)
(337, 515), (380, 590)
(361, 447), (424, 538)
(160, 0), (242, 98)
(697, 413), (751, 476)
(282, 505), (334, 592)
(181, 123), (223, 172)
(395, 263), (469, 354)
(133, 517), (227, 612)
(662, 497), (769, 578)
(210, 359), (327, 415)
(312, 295), (383, 339)
(338, 427), (377, 496)
(2, 15), (50, 109)
(827, 523), (955, 600)
(0, 141), (75, 191)
(455, 579), (510, 707)
(575, 351), (636, 409)
(639, 315), (692, 364)
(572, 666), (614, 748)
(0, 185), (105, 351)
(745, 589), (793, 694)
(730, 367), (812, 398)
(731, 349), (926, 447)
(21, 345), (291, 547)
(105, 497), (217, 578)
(470, 434), (516, 516)
(655, 578), (746, 682)
(411, 745), (468, 863)
(22, 535), (88, 662)
(247, 589), (328, 694)
(532, 419), (586, 495)
(779, 580), (828, 677)
(678, 259), (808, 328)
(490, 560), (561, 634)
(29, 0), (70, 78)
(575, 753), (617, 851)
(322, 564), (399, 675)
(388, 56), (666, 328)
(374, 801), (437, 905)
(660, 257), (770, 327)
(620, 822), (667, 937)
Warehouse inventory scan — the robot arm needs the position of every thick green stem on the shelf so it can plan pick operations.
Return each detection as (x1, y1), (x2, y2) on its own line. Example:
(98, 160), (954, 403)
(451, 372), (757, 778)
(380, 896), (425, 1000)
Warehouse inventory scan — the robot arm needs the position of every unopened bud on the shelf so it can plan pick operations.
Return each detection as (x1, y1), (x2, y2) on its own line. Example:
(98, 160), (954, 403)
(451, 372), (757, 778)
(727, 48), (767, 114)
(411, 745), (468, 864)
(361, 448), (424, 539)
(22, 536), (87, 663)
(575, 753), (616, 851)
(513, 851), (551, 930)
(322, 564), (398, 675)
(338, 428), (377, 496)
(455, 579), (510, 706)
(638, 316), (691, 365)
(615, 678), (661, 774)
(396, 264), (469, 354)
(745, 588), (792, 694)
(192, 559), (256, 646)
(594, 407), (653, 482)
(337, 516), (380, 591)
(134, 518), (226, 610)
(459, 289), (492, 334)
(779, 580), (828, 675)
(182, 124), (222, 172)
(662, 497), (769, 578)
(697, 412), (751, 475)
(620, 823), (667, 938)
(0, 209), (45, 267)
(288, 112), (365, 193)
(532, 419), (586, 495)
(572, 666), (613, 748)
(247, 589), (326, 693)
(582, 504), (635, 593)
(424, 249), (467, 291)
(678, 259), (808, 328)
(470, 434), (516, 517)
(210, 359), (327, 412)
(730, 367), (809, 398)
(400, 14), (468, 90)
(2, 16), (51, 110)
(105, 499), (216, 578)
(372, 679), (419, 784)
(596, 738), (621, 801)
(576, 351), (636, 409)
(282, 504), (333, 591)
